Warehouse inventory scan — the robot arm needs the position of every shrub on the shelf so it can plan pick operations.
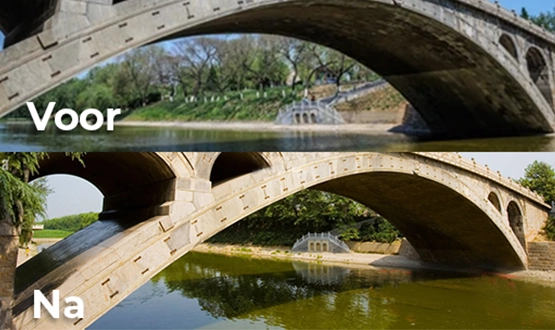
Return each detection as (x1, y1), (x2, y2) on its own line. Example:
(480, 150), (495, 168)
(359, 217), (402, 243)
(544, 216), (555, 241)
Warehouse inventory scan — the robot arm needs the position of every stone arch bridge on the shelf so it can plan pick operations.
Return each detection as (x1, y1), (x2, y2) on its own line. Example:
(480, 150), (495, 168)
(2, 0), (555, 137)
(11, 152), (550, 329)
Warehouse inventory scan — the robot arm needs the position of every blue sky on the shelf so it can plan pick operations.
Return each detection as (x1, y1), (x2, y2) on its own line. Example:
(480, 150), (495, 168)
(0, 0), (551, 49)
(498, 0), (552, 15)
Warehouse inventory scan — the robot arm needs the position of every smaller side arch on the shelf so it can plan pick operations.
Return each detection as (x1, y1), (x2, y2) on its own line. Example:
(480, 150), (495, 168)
(507, 201), (526, 249)
(525, 47), (554, 108)
(488, 192), (502, 212)
(499, 34), (518, 60)
(209, 153), (271, 186)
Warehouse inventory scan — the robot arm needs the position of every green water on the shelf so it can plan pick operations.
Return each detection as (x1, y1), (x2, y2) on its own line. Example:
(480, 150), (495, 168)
(3, 122), (555, 151)
(89, 252), (555, 329)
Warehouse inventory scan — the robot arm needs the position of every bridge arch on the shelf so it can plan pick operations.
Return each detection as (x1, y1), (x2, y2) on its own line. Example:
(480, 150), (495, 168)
(209, 152), (271, 186)
(507, 200), (526, 249)
(499, 34), (519, 61)
(488, 191), (502, 213)
(525, 47), (554, 108)
(32, 152), (178, 220)
(1, 0), (555, 137)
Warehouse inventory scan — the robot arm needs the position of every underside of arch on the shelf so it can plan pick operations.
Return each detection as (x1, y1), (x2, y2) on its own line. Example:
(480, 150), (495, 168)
(162, 0), (553, 137)
(33, 152), (176, 196)
(526, 47), (554, 109)
(210, 152), (270, 186)
(314, 173), (524, 270)
(499, 34), (518, 60)
(507, 201), (526, 249)
(33, 152), (177, 222)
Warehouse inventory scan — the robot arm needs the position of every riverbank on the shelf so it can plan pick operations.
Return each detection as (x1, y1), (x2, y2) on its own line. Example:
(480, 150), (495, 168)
(193, 243), (555, 286)
(194, 243), (423, 270)
(117, 121), (399, 134)
(17, 238), (62, 266)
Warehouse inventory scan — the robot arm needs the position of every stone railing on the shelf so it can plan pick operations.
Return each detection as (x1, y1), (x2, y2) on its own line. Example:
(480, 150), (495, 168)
(324, 79), (387, 106)
(292, 232), (350, 252)
(416, 152), (546, 205)
(275, 100), (345, 125)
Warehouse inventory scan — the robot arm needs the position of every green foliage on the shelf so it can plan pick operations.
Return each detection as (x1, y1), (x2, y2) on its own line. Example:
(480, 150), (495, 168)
(126, 88), (300, 122)
(41, 212), (99, 232)
(544, 216), (555, 241)
(523, 6), (555, 32)
(358, 217), (402, 243)
(8, 36), (377, 121)
(521, 8), (530, 20)
(0, 153), (49, 229)
(517, 160), (555, 203)
(0, 153), (85, 245)
(32, 230), (73, 239)
(210, 190), (370, 246)
(338, 227), (360, 241)
(0, 169), (47, 227)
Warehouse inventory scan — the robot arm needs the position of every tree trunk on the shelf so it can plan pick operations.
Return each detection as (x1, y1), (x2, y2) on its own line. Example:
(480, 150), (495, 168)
(0, 211), (17, 330)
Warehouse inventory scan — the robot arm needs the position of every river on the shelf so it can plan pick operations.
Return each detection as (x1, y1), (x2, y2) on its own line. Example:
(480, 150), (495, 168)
(89, 252), (555, 329)
(3, 122), (555, 151)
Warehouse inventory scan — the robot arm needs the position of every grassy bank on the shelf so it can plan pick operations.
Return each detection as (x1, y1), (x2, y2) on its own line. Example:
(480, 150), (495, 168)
(124, 88), (299, 122)
(122, 83), (407, 123)
(33, 230), (73, 239)
(335, 85), (407, 112)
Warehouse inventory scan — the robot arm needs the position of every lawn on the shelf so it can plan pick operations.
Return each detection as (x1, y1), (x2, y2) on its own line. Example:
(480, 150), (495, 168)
(33, 230), (73, 239)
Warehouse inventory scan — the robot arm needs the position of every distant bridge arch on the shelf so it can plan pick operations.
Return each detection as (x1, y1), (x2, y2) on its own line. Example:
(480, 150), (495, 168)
(2, 1), (555, 136)
(11, 152), (550, 329)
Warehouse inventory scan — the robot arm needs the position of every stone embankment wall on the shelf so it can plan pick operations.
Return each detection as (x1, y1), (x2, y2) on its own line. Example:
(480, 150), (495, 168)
(346, 239), (420, 260)
(528, 242), (555, 271)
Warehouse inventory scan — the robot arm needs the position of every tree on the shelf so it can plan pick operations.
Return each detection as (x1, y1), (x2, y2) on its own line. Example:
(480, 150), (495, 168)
(172, 37), (218, 98)
(521, 7), (530, 20)
(115, 46), (165, 107)
(307, 44), (356, 94)
(278, 37), (308, 91)
(525, 6), (555, 32)
(241, 35), (288, 90)
(518, 160), (555, 204)
(211, 190), (370, 246)
(0, 153), (84, 328)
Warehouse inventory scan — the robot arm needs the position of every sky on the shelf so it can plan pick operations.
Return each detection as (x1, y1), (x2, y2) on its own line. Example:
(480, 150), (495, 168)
(497, 0), (551, 15)
(42, 152), (555, 220)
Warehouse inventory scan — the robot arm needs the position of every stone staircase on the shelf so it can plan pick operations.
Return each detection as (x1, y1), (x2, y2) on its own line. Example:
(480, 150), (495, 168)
(275, 100), (345, 125)
(292, 232), (351, 253)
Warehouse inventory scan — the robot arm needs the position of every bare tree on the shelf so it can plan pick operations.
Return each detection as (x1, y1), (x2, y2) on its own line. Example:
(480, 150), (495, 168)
(172, 37), (217, 98)
(308, 44), (356, 94)
(116, 45), (164, 106)
(278, 37), (309, 91)
(242, 35), (286, 90)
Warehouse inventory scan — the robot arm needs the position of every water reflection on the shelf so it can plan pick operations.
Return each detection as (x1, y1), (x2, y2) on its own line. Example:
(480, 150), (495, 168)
(4, 122), (555, 151)
(91, 252), (555, 329)
(292, 262), (350, 285)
